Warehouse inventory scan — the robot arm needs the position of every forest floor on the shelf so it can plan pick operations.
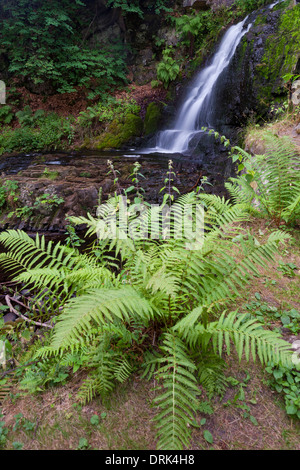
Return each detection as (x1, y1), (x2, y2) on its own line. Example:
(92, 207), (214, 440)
(0, 217), (299, 451)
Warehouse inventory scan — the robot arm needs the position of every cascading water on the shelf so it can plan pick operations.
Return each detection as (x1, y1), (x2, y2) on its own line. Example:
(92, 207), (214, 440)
(143, 16), (252, 155)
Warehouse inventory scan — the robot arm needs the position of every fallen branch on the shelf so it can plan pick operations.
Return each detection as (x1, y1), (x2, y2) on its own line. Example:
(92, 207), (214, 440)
(5, 295), (54, 329)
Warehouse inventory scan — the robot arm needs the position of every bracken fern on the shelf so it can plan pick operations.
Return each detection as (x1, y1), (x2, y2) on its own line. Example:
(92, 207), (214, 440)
(0, 189), (294, 450)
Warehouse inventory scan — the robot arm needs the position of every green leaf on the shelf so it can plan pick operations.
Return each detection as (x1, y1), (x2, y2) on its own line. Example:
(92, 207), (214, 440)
(249, 415), (258, 426)
(90, 415), (100, 426)
(286, 405), (297, 415)
(203, 430), (213, 444)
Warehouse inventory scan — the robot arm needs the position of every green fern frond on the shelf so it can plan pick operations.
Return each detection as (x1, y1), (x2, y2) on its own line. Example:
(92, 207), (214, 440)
(76, 374), (100, 405)
(195, 352), (228, 399)
(228, 133), (300, 225)
(113, 357), (132, 383)
(183, 311), (293, 367)
(49, 287), (154, 352)
(153, 333), (199, 450)
(0, 229), (79, 277)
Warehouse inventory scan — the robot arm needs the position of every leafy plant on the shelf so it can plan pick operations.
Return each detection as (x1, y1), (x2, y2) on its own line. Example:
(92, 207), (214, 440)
(106, 0), (172, 18)
(245, 298), (300, 336)
(157, 49), (180, 88)
(265, 364), (300, 419)
(0, 179), (294, 450)
(175, 10), (216, 56)
(33, 193), (64, 210)
(0, 410), (8, 449)
(42, 168), (59, 181)
(0, 0), (128, 94)
(0, 105), (14, 125)
(0, 180), (19, 211)
(232, 0), (268, 15)
(277, 261), (297, 278)
(213, 131), (300, 226)
(12, 441), (23, 450)
(16, 106), (45, 127)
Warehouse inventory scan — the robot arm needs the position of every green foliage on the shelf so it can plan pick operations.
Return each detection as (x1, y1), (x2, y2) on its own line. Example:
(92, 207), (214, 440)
(153, 333), (199, 450)
(0, 105), (14, 125)
(256, 4), (300, 102)
(0, 411), (8, 449)
(265, 363), (300, 419)
(16, 106), (45, 127)
(33, 193), (64, 211)
(18, 360), (69, 393)
(0, 0), (128, 94)
(106, 0), (172, 17)
(157, 49), (180, 88)
(244, 298), (300, 334)
(77, 96), (140, 129)
(233, 0), (269, 15)
(242, 296), (300, 419)
(175, 10), (216, 56)
(0, 180), (19, 212)
(106, 0), (144, 17)
(0, 178), (294, 449)
(220, 132), (300, 226)
(0, 111), (75, 154)
(277, 261), (297, 278)
(42, 168), (59, 181)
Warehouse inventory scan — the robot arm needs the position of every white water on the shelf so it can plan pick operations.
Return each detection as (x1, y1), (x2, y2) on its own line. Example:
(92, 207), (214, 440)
(143, 17), (252, 155)
(268, 0), (284, 9)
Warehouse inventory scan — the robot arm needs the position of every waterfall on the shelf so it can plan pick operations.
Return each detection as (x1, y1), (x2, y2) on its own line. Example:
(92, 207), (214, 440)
(143, 16), (252, 155)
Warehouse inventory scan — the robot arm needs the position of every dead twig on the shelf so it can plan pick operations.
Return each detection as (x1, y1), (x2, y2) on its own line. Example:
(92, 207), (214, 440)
(5, 295), (54, 329)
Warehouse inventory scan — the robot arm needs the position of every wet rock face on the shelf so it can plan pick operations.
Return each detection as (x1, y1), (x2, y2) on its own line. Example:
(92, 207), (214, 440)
(205, 4), (299, 136)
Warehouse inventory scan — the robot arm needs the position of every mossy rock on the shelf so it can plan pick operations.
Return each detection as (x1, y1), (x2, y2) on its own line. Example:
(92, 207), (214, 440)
(143, 102), (162, 135)
(255, 4), (300, 105)
(95, 113), (143, 150)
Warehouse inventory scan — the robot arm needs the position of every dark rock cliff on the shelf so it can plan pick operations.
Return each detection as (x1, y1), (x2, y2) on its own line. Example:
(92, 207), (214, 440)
(206, 2), (300, 136)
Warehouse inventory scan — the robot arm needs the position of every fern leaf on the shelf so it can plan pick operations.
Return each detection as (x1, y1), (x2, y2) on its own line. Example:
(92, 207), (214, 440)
(49, 287), (154, 351)
(153, 333), (199, 450)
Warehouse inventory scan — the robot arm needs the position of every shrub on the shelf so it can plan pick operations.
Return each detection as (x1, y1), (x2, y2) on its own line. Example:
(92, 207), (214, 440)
(0, 0), (128, 94)
(0, 111), (75, 153)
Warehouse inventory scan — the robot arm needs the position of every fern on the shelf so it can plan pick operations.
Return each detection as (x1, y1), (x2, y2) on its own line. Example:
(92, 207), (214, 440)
(0, 185), (295, 450)
(153, 333), (199, 450)
(226, 133), (300, 225)
(178, 310), (293, 368)
(43, 287), (153, 352)
(113, 357), (133, 383)
(195, 353), (228, 400)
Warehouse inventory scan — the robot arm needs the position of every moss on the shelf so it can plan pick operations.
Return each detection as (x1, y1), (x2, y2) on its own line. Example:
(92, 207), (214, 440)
(95, 113), (143, 151)
(143, 102), (162, 135)
(254, 13), (267, 26)
(256, 5), (300, 100)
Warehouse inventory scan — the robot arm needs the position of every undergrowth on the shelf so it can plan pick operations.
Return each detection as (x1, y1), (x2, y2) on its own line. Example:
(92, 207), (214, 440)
(0, 149), (298, 450)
